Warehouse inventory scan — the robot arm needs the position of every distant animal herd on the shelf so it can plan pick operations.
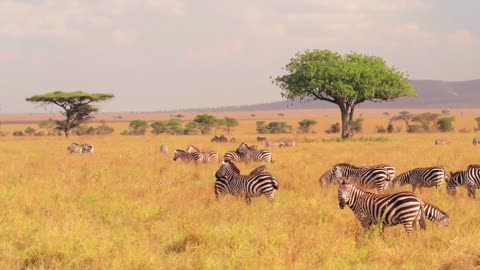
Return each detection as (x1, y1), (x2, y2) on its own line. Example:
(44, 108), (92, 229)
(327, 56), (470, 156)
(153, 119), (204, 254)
(67, 136), (480, 236)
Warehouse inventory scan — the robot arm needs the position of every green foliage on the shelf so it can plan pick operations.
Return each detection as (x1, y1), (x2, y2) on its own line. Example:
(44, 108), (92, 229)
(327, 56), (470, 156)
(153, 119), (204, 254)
(437, 116), (455, 132)
(151, 119), (184, 135)
(390, 111), (415, 132)
(412, 112), (441, 131)
(325, 123), (340, 134)
(223, 117), (239, 135)
(38, 118), (55, 131)
(298, 119), (318, 134)
(273, 49), (417, 138)
(193, 114), (218, 134)
(75, 124), (115, 136)
(25, 91), (114, 137)
(75, 125), (93, 136)
(350, 118), (364, 133)
(256, 121), (269, 134)
(441, 109), (450, 116)
(184, 121), (198, 135)
(128, 120), (148, 135)
(24, 127), (36, 136)
(257, 121), (292, 134)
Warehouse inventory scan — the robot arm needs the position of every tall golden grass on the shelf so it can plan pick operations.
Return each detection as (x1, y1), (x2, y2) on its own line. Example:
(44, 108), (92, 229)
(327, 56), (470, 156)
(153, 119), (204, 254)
(0, 114), (479, 269)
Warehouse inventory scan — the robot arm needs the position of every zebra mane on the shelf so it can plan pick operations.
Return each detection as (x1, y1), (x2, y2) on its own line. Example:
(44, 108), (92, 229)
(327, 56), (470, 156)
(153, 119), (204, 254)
(334, 163), (360, 169)
(223, 160), (241, 174)
(175, 149), (187, 154)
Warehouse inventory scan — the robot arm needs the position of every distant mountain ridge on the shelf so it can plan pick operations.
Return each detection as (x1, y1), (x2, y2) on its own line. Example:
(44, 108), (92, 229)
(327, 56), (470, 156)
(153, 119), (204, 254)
(171, 79), (480, 112)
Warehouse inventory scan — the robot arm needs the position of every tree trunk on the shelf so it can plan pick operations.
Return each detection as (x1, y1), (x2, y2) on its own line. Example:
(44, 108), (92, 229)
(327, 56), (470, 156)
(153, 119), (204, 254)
(339, 102), (355, 140)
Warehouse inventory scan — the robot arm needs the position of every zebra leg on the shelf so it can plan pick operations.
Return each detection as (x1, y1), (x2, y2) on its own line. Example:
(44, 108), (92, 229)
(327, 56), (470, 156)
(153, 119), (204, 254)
(468, 187), (476, 199)
(245, 196), (252, 205)
(264, 192), (274, 203)
(402, 222), (414, 236)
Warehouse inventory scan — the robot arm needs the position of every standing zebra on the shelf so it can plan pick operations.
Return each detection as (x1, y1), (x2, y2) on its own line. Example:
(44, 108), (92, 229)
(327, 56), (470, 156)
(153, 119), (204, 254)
(337, 178), (426, 235)
(392, 166), (447, 192)
(423, 202), (449, 228)
(215, 164), (270, 199)
(333, 163), (390, 193)
(363, 164), (396, 181)
(67, 143), (83, 153)
(466, 165), (480, 199)
(173, 150), (219, 164)
(214, 160), (279, 205)
(236, 143), (272, 163)
(473, 138), (480, 145)
(160, 144), (168, 153)
(185, 145), (200, 153)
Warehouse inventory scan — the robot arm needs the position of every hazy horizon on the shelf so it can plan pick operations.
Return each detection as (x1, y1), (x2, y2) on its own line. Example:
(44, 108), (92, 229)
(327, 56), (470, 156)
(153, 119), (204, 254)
(1, 0), (479, 113)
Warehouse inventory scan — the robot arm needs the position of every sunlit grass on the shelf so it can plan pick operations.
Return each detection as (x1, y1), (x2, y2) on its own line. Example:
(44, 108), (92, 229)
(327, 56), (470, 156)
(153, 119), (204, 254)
(0, 115), (479, 269)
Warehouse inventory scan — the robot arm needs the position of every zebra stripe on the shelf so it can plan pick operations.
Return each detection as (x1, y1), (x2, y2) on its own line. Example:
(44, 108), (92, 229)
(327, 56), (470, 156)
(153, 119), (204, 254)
(333, 163), (390, 193)
(466, 165), (480, 199)
(223, 151), (244, 162)
(215, 165), (270, 199)
(319, 169), (335, 187)
(338, 179), (427, 235)
(236, 143), (272, 163)
(392, 166), (447, 192)
(174, 150), (219, 163)
(68, 143), (94, 153)
(214, 160), (278, 204)
(160, 144), (168, 153)
(424, 202), (449, 228)
(446, 170), (469, 196)
(473, 138), (480, 145)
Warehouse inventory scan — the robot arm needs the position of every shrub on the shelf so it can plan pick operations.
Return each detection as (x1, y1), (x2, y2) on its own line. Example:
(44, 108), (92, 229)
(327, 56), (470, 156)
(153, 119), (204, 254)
(325, 123), (340, 134)
(437, 116), (455, 132)
(350, 118), (363, 133)
(387, 123), (394, 133)
(376, 126), (386, 133)
(13, 131), (24, 136)
(33, 131), (45, 136)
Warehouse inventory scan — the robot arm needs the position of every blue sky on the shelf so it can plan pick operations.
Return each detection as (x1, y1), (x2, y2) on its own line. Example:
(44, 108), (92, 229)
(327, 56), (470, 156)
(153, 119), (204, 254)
(0, 0), (478, 113)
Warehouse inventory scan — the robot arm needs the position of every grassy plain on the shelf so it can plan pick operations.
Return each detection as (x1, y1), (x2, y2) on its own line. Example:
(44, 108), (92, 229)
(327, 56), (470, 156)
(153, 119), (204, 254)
(0, 110), (480, 269)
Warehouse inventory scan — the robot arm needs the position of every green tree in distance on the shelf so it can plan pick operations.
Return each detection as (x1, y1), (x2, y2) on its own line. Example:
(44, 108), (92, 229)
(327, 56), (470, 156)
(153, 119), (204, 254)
(298, 119), (317, 134)
(26, 91), (114, 137)
(273, 49), (417, 139)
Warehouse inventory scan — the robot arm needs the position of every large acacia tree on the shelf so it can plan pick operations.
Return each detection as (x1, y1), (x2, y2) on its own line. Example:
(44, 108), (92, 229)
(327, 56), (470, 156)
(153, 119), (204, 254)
(273, 50), (417, 139)
(26, 91), (114, 137)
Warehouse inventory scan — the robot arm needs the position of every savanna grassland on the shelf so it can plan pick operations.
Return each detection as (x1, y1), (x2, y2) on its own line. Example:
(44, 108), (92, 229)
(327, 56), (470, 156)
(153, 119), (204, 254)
(0, 110), (480, 269)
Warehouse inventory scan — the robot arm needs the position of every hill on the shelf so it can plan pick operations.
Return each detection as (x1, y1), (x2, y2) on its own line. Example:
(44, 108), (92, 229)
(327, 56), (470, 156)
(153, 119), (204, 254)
(172, 79), (480, 112)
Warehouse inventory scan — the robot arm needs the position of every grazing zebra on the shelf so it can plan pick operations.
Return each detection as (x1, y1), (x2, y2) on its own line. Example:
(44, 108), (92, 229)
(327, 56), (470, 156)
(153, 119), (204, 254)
(173, 150), (219, 164)
(215, 164), (270, 199)
(424, 202), (449, 228)
(319, 169), (335, 187)
(81, 143), (94, 153)
(160, 144), (168, 153)
(282, 140), (296, 147)
(236, 143), (272, 163)
(333, 163), (390, 193)
(363, 164), (396, 181)
(473, 138), (480, 145)
(392, 166), (447, 192)
(337, 178), (426, 235)
(214, 160), (278, 204)
(266, 141), (285, 148)
(67, 143), (83, 153)
(446, 170), (470, 196)
(435, 140), (450, 145)
(185, 145), (200, 153)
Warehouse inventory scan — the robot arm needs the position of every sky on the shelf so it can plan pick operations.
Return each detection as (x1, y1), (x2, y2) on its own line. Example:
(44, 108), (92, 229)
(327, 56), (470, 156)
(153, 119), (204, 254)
(0, 0), (479, 113)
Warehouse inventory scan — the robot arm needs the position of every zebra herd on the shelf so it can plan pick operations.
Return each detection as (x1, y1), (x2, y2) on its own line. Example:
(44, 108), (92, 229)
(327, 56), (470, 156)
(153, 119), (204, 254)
(67, 143), (94, 153)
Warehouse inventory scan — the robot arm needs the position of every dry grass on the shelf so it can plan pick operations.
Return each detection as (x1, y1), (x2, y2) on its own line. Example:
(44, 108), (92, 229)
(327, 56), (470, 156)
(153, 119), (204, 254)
(0, 112), (480, 269)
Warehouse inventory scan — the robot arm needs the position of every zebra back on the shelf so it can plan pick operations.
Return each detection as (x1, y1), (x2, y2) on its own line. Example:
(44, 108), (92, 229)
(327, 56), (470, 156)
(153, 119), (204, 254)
(173, 150), (194, 162)
(393, 166), (446, 192)
(193, 151), (220, 163)
(186, 145), (200, 153)
(424, 202), (448, 228)
(224, 151), (243, 162)
(333, 163), (389, 193)
(338, 179), (426, 235)
(447, 170), (468, 195)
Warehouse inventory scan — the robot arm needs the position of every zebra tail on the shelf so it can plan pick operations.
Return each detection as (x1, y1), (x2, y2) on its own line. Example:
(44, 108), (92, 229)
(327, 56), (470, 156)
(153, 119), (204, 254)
(419, 201), (427, 230)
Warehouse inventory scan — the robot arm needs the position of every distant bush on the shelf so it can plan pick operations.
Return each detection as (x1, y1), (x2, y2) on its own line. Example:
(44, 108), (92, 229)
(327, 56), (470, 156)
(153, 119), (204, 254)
(350, 118), (364, 134)
(13, 131), (24, 136)
(408, 124), (423, 133)
(33, 131), (45, 136)
(325, 123), (340, 134)
(387, 123), (394, 133)
(437, 116), (455, 132)
(376, 126), (386, 133)
(256, 121), (291, 134)
(25, 127), (36, 136)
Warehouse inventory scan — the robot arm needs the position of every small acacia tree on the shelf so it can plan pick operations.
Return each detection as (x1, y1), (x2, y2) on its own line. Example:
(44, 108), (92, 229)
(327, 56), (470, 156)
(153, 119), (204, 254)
(223, 117), (239, 135)
(273, 50), (417, 139)
(26, 91), (114, 137)
(298, 119), (317, 134)
(390, 111), (415, 132)
(193, 114), (218, 134)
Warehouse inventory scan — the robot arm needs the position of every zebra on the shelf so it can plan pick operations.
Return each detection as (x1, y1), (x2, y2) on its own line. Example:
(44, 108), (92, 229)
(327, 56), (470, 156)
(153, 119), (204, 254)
(466, 165), (480, 199)
(423, 202), (449, 228)
(223, 151), (244, 162)
(236, 143), (272, 163)
(337, 178), (427, 235)
(392, 166), (447, 192)
(265, 141), (285, 148)
(173, 150), (219, 164)
(214, 160), (278, 204)
(215, 164), (270, 199)
(473, 138), (480, 145)
(160, 144), (168, 153)
(319, 169), (335, 187)
(282, 140), (296, 147)
(435, 140), (450, 145)
(185, 145), (200, 153)
(446, 170), (470, 197)
(81, 143), (94, 153)
(333, 163), (390, 193)
(363, 164), (396, 182)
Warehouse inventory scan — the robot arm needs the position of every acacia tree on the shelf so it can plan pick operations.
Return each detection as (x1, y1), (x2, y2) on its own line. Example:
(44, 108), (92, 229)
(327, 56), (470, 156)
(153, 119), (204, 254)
(390, 111), (415, 132)
(26, 91), (114, 137)
(273, 50), (417, 139)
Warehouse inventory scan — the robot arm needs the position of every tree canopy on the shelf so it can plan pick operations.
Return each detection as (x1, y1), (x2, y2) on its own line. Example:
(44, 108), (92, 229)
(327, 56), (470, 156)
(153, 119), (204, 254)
(26, 91), (114, 137)
(273, 49), (417, 139)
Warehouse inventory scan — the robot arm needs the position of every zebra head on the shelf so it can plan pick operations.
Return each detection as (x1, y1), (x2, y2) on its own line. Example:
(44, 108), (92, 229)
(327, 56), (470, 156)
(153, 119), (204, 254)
(338, 178), (353, 209)
(215, 160), (240, 180)
(319, 169), (334, 187)
(173, 150), (185, 161)
(446, 171), (464, 196)
(333, 165), (344, 178)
